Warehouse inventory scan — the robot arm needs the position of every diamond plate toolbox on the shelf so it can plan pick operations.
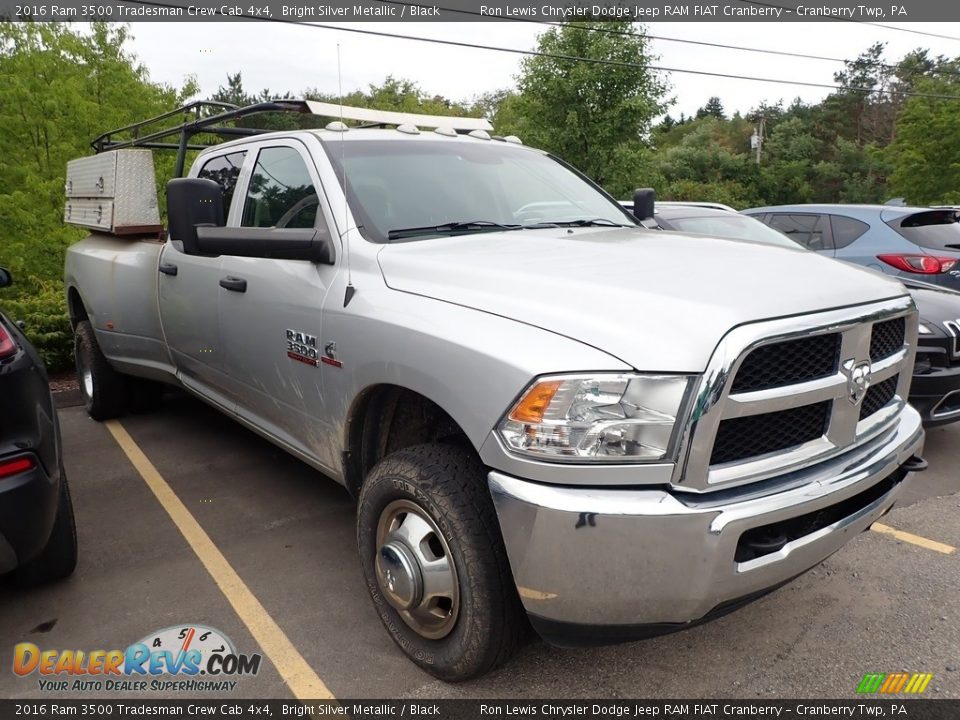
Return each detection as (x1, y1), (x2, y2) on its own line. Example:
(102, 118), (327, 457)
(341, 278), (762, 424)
(65, 149), (163, 234)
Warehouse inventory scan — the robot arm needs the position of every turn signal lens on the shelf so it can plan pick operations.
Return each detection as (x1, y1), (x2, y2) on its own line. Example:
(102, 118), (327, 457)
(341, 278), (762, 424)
(509, 380), (563, 423)
(499, 374), (692, 463)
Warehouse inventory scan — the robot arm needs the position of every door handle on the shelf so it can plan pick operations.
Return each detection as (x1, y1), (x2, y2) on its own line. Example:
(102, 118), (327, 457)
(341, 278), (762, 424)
(158, 262), (178, 276)
(219, 276), (247, 293)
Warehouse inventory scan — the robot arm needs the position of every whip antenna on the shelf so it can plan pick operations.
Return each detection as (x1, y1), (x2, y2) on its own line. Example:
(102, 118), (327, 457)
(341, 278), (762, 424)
(338, 43), (356, 307)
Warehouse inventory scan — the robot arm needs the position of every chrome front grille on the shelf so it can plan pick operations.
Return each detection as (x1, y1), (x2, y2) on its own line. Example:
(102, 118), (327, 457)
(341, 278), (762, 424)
(859, 374), (899, 420)
(710, 401), (831, 466)
(731, 333), (840, 393)
(870, 317), (906, 362)
(674, 297), (917, 492)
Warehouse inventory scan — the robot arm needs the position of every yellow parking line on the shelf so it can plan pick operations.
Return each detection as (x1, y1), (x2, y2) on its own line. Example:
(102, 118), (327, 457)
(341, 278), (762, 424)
(870, 522), (956, 555)
(105, 420), (334, 700)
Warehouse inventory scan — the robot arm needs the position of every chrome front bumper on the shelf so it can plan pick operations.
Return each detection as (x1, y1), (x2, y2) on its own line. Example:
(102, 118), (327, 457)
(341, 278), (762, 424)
(488, 405), (924, 642)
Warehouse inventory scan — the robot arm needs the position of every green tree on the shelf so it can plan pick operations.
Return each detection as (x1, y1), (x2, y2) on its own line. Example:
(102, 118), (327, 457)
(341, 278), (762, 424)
(885, 66), (960, 204)
(652, 118), (761, 207)
(0, 22), (196, 368)
(506, 21), (667, 192)
(696, 96), (725, 120)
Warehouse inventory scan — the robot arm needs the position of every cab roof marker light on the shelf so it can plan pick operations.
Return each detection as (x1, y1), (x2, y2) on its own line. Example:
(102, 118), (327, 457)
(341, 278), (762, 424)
(434, 126), (457, 137)
(503, 135), (523, 145)
(325, 121), (349, 132)
(468, 129), (491, 140)
(396, 124), (420, 135)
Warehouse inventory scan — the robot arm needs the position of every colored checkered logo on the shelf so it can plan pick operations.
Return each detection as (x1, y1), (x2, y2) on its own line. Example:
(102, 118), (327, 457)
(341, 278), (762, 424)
(857, 673), (933, 694)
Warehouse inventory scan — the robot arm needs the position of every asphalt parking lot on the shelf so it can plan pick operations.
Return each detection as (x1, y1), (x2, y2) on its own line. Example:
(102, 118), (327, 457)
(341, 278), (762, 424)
(2, 392), (958, 700)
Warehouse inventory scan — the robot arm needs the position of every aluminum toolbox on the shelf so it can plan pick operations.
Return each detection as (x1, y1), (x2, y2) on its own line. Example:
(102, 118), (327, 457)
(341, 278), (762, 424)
(64, 149), (162, 234)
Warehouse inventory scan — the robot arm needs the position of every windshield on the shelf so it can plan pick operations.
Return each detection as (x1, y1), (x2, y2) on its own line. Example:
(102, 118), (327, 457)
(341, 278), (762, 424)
(321, 139), (635, 242)
(665, 213), (803, 249)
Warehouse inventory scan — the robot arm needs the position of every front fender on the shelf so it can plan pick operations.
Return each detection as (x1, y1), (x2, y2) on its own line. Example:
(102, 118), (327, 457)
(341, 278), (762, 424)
(320, 279), (630, 471)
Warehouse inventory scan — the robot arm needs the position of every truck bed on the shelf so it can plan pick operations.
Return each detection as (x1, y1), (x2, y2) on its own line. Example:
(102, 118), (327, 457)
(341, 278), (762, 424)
(64, 233), (173, 381)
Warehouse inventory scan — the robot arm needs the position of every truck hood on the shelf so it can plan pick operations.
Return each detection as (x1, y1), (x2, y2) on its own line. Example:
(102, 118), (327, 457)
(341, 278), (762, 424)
(377, 228), (909, 371)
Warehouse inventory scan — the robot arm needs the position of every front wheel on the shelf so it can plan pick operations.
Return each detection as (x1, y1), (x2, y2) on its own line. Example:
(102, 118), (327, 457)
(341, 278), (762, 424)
(357, 444), (525, 681)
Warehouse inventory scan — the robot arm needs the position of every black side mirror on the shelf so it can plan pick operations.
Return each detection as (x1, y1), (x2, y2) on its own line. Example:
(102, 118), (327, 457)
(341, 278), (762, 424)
(0, 267), (11, 288)
(632, 188), (656, 222)
(167, 178), (225, 254)
(195, 226), (336, 265)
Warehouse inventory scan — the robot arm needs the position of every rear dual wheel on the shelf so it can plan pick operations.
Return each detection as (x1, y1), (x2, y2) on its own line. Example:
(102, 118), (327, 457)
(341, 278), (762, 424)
(357, 444), (525, 681)
(74, 321), (163, 420)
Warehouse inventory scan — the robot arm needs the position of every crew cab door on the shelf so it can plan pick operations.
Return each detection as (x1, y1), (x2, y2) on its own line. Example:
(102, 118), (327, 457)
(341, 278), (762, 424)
(217, 141), (341, 458)
(158, 149), (247, 409)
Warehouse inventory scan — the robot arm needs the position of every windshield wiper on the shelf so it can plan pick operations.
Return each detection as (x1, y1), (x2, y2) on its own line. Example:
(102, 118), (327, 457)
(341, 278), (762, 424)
(388, 220), (522, 241)
(544, 218), (635, 228)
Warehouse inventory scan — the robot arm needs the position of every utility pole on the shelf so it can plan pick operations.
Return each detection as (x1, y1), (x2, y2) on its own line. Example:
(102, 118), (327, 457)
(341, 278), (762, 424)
(751, 116), (766, 165)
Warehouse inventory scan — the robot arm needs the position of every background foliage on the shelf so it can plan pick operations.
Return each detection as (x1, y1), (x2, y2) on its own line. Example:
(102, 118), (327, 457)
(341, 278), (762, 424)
(1, 22), (958, 371)
(0, 22), (195, 369)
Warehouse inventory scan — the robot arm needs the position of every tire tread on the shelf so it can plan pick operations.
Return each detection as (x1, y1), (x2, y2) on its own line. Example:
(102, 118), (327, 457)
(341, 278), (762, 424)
(358, 443), (525, 681)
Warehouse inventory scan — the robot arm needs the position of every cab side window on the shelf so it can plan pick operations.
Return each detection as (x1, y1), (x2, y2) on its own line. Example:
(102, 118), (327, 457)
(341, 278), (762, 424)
(767, 213), (831, 251)
(197, 151), (247, 217)
(241, 146), (320, 230)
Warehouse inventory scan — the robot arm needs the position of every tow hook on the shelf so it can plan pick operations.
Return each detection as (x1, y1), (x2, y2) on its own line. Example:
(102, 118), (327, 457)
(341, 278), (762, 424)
(902, 455), (928, 472)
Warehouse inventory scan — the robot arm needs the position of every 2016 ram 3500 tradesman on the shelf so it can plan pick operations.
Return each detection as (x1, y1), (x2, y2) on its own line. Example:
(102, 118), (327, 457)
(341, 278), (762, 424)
(64, 101), (925, 681)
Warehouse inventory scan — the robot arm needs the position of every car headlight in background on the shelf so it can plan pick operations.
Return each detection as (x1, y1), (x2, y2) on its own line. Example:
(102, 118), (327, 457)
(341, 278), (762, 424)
(497, 374), (693, 463)
(918, 322), (933, 335)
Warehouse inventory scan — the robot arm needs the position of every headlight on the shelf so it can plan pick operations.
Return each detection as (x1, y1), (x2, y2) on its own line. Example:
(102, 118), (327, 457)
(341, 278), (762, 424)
(497, 374), (693, 463)
(918, 322), (933, 335)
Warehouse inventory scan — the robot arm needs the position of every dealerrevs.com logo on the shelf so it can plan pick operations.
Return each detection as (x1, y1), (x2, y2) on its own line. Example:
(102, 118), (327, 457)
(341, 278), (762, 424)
(13, 624), (262, 693)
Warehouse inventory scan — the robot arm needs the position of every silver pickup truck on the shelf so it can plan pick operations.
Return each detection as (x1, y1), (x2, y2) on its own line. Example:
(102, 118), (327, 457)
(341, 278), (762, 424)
(64, 100), (926, 680)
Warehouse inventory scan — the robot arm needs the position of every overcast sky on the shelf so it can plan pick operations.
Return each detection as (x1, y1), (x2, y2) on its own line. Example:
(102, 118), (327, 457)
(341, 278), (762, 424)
(126, 21), (960, 119)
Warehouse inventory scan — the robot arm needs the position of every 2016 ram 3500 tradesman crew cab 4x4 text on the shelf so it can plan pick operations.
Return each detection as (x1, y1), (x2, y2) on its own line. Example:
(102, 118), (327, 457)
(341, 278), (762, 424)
(64, 100), (926, 681)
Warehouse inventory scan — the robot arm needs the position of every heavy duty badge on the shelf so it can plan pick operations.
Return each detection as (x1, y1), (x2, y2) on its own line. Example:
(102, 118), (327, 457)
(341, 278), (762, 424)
(286, 329), (319, 367)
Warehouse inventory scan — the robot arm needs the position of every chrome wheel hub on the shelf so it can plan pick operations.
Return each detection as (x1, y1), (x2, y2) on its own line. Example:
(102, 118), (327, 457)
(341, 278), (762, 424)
(76, 345), (93, 399)
(376, 541), (422, 611)
(375, 499), (459, 639)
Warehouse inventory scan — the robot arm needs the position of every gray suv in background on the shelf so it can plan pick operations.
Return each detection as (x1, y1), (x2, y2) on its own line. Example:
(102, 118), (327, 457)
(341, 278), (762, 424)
(743, 204), (960, 292)
(634, 201), (960, 427)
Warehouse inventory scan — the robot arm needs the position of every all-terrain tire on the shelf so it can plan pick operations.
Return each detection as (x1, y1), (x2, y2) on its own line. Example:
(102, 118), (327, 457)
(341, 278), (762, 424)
(357, 443), (525, 681)
(74, 320), (125, 421)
